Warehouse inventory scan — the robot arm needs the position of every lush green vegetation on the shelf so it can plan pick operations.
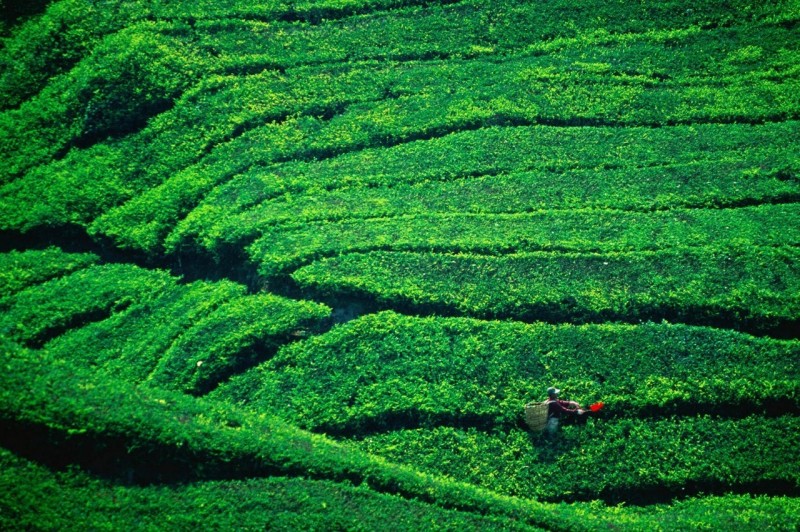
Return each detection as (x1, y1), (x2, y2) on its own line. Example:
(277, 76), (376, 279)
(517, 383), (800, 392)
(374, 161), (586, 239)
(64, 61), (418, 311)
(0, 338), (611, 531)
(2, 0), (798, 528)
(292, 247), (800, 333)
(213, 312), (800, 501)
(0, 263), (175, 347)
(354, 416), (800, 503)
(212, 311), (800, 431)
(3, 15), (798, 251)
(3, 447), (800, 531)
(3, 337), (798, 530)
(170, 160), (800, 255)
(0, 248), (98, 304)
(0, 449), (539, 532)
(245, 204), (798, 276)
(2, 249), (331, 394)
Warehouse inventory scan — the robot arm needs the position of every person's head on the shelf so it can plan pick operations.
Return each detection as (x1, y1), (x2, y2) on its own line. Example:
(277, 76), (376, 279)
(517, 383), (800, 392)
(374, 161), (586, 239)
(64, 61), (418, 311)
(547, 387), (560, 399)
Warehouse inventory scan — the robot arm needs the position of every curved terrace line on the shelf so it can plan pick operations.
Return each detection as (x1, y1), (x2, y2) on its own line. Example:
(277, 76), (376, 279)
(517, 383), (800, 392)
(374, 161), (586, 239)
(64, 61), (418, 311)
(282, 262), (800, 341)
(310, 406), (800, 441)
(255, 240), (800, 279)
(165, 116), (800, 232)
(192, 111), (800, 180)
(183, 13), (800, 75)
(148, 0), (469, 27)
(182, 155), (798, 230)
(0, 416), (797, 507)
(223, 196), (800, 234)
(4, 222), (798, 342)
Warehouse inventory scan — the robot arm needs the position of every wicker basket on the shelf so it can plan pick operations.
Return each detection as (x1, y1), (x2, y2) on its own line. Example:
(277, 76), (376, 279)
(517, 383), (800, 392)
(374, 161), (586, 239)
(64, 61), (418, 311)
(524, 401), (549, 432)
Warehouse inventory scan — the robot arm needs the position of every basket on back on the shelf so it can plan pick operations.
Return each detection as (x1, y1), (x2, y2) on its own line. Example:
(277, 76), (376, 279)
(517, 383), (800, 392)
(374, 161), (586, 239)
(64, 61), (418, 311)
(524, 401), (549, 432)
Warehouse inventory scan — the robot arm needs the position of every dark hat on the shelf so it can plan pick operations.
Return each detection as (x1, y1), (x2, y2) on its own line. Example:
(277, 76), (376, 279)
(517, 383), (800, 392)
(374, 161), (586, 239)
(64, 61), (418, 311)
(547, 387), (560, 397)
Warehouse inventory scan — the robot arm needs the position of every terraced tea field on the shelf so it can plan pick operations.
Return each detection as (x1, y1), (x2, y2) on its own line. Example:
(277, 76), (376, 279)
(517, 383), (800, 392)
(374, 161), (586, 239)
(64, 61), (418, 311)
(2, 0), (799, 529)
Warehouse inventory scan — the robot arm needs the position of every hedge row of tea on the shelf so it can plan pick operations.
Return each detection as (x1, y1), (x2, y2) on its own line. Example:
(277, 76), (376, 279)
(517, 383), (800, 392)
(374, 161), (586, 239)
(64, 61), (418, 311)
(3, 448), (799, 530)
(0, 248), (99, 304)
(210, 311), (800, 501)
(8, 0), (786, 181)
(3, 250), (797, 524)
(0, 263), (174, 348)
(292, 247), (800, 333)
(128, 117), (800, 257)
(2, 9), (798, 253)
(3, 0), (787, 109)
(0, 449), (535, 532)
(171, 159), (800, 256)
(167, 119), (797, 218)
(0, 249), (330, 393)
(0, 340), (616, 531)
(245, 204), (800, 276)
(2, 341), (798, 529)
(353, 416), (800, 504)
(211, 311), (800, 433)
(3, 0), (799, 527)
(15, 69), (800, 252)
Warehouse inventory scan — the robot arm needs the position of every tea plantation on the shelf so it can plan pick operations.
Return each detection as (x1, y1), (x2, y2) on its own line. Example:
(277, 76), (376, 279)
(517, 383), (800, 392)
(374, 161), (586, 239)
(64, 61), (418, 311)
(2, 0), (799, 529)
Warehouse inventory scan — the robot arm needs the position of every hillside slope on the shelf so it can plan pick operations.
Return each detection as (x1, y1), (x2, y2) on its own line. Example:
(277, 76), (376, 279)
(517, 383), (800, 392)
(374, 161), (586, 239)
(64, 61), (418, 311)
(2, 0), (799, 529)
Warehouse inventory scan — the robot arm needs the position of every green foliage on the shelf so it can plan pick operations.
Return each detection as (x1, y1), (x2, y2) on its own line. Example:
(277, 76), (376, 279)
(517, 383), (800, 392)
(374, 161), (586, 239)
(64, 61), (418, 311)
(0, 264), (173, 347)
(0, 23), (208, 183)
(245, 204), (800, 276)
(4, 9), (797, 248)
(355, 415), (800, 502)
(171, 160), (800, 255)
(212, 312), (800, 432)
(0, 448), (537, 531)
(292, 246), (800, 332)
(42, 279), (248, 384)
(0, 247), (98, 306)
(0, 0), (143, 109)
(629, 494), (800, 530)
(0, 344), (591, 531)
(0, 0), (449, 110)
(186, 0), (797, 70)
(214, 309), (800, 503)
(74, 27), (206, 142)
(145, 293), (332, 395)
(0, 248), (333, 392)
(1, 0), (799, 527)
(4, 445), (799, 530)
(107, 111), (797, 255)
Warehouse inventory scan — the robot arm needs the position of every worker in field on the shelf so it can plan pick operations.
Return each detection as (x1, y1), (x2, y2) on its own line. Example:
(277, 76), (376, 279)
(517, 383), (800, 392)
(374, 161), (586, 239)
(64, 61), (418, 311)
(524, 387), (602, 434)
(544, 386), (588, 434)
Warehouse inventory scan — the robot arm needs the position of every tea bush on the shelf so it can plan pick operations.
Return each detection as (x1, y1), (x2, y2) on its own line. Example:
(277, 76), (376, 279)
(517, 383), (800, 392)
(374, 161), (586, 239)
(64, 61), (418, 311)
(2, 0), (798, 527)
(0, 448), (535, 531)
(247, 204), (799, 276)
(0, 342), (596, 531)
(3, 446), (798, 530)
(43, 280), (248, 385)
(293, 246), (800, 332)
(171, 161), (800, 255)
(3, 16), (797, 249)
(145, 293), (331, 395)
(0, 249), (331, 391)
(354, 416), (800, 502)
(91, 65), (799, 253)
(0, 264), (174, 347)
(0, 23), (207, 183)
(211, 311), (800, 433)
(0, 248), (98, 305)
(164, 117), (799, 259)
